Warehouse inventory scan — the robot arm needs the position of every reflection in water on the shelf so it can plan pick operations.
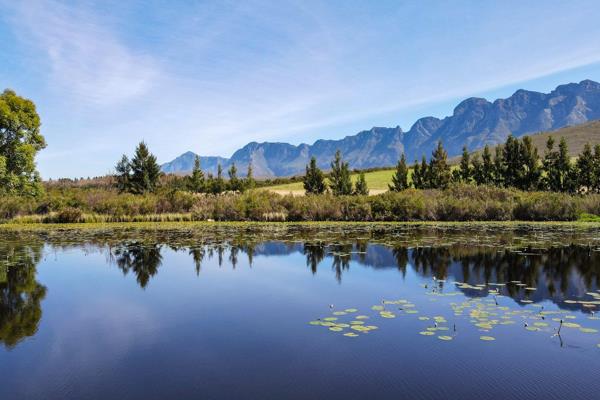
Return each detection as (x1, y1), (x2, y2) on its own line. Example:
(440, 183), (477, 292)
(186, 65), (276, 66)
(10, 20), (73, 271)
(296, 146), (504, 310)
(105, 239), (600, 312)
(111, 242), (163, 289)
(2, 230), (600, 350)
(0, 240), (46, 348)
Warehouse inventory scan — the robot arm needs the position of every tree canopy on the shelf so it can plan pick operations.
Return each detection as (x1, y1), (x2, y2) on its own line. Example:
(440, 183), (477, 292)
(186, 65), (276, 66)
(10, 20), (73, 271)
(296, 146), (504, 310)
(0, 89), (46, 196)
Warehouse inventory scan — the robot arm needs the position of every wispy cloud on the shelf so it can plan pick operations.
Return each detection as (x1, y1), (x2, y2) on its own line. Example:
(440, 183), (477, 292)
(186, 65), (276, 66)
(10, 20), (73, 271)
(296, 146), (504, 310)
(4, 0), (159, 106)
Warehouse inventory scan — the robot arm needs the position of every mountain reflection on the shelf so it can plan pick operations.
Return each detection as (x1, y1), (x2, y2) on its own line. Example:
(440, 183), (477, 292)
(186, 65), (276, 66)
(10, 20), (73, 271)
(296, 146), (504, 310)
(0, 239), (46, 349)
(101, 240), (600, 312)
(2, 234), (600, 350)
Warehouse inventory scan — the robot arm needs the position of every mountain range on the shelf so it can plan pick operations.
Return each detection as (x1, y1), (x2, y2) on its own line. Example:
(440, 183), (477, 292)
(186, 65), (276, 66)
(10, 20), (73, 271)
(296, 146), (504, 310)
(161, 79), (600, 177)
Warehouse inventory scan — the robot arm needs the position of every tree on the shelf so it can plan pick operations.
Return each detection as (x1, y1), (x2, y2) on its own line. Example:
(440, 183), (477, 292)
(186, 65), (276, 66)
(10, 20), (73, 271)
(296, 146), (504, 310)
(303, 156), (326, 195)
(188, 155), (205, 193)
(211, 164), (226, 194)
(330, 150), (352, 196)
(389, 154), (409, 191)
(128, 142), (161, 194)
(593, 144), (600, 193)
(115, 154), (131, 193)
(518, 136), (541, 190)
(245, 162), (255, 191)
(228, 162), (243, 192)
(428, 141), (451, 189)
(457, 146), (472, 183)
(576, 143), (594, 192)
(412, 159), (423, 189)
(354, 172), (369, 195)
(0, 89), (46, 196)
(493, 146), (505, 186)
(502, 135), (521, 188)
(543, 137), (573, 192)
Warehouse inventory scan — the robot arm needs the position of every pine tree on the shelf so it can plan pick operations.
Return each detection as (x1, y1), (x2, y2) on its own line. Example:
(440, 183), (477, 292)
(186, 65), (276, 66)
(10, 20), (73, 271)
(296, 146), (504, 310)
(115, 154), (131, 193)
(493, 146), (505, 187)
(188, 155), (205, 193)
(303, 157), (326, 195)
(481, 145), (495, 185)
(471, 154), (483, 185)
(558, 137), (576, 193)
(576, 143), (594, 192)
(228, 162), (243, 192)
(593, 144), (600, 193)
(518, 136), (541, 190)
(458, 146), (472, 183)
(128, 142), (161, 194)
(502, 135), (521, 188)
(389, 154), (409, 191)
(330, 150), (352, 196)
(245, 162), (255, 191)
(412, 159), (422, 189)
(543, 136), (574, 192)
(211, 164), (226, 194)
(542, 136), (558, 191)
(428, 141), (451, 189)
(354, 172), (369, 195)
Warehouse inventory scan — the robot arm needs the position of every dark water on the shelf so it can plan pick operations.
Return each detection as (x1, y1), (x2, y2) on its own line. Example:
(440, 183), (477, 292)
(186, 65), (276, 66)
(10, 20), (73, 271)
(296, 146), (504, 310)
(1, 225), (600, 400)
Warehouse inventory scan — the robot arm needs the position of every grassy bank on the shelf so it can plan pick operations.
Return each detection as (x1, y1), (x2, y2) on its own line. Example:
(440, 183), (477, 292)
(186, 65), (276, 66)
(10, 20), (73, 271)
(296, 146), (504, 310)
(3, 184), (600, 224)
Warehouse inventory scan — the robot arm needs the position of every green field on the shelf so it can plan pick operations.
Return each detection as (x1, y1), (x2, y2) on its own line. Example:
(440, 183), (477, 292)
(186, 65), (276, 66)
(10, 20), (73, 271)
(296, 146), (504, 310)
(264, 168), (398, 192)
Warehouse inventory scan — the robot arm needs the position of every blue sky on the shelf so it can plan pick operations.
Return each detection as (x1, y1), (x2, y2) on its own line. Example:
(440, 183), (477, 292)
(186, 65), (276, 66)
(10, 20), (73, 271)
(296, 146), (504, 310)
(2, 0), (600, 178)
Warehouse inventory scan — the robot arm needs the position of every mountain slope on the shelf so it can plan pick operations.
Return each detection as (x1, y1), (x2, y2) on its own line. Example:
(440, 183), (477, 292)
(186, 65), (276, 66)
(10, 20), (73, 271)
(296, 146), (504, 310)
(162, 79), (600, 177)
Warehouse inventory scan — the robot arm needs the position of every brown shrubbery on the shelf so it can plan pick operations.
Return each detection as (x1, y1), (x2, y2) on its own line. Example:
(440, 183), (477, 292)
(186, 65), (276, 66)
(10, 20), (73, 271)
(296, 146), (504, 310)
(2, 184), (600, 223)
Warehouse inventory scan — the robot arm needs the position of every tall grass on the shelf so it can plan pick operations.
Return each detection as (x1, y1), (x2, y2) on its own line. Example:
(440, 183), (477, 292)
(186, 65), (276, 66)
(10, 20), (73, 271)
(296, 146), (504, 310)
(3, 184), (600, 223)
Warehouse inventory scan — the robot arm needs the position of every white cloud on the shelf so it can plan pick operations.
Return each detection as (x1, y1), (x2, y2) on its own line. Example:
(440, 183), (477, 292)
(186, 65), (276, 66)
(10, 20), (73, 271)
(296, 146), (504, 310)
(5, 0), (159, 106)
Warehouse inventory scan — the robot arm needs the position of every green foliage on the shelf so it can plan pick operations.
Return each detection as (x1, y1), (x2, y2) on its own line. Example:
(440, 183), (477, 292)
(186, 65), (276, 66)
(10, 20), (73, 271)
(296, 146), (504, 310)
(456, 146), (472, 183)
(576, 143), (594, 192)
(329, 150), (352, 196)
(543, 137), (575, 192)
(245, 163), (256, 191)
(228, 162), (243, 192)
(0, 89), (46, 196)
(427, 141), (451, 189)
(188, 156), (205, 193)
(389, 154), (409, 191)
(303, 156), (326, 195)
(210, 164), (226, 194)
(354, 172), (369, 195)
(115, 142), (162, 194)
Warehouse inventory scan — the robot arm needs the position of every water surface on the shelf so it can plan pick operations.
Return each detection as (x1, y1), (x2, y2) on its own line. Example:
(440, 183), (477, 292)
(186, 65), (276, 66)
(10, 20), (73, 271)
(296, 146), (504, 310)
(1, 225), (600, 400)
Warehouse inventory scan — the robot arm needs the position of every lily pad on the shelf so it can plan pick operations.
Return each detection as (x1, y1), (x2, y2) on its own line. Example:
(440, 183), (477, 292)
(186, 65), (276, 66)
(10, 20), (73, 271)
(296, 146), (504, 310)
(419, 331), (435, 336)
(480, 336), (495, 341)
(438, 335), (453, 341)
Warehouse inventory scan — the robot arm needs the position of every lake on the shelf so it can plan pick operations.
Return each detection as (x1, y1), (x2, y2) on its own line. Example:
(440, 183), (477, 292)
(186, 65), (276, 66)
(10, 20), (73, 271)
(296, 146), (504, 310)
(1, 224), (600, 400)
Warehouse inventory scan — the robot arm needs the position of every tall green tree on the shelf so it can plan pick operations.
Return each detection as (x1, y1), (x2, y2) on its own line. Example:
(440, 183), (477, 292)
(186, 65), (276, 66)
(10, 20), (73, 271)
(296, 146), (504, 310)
(329, 150), (352, 196)
(188, 155), (205, 193)
(543, 137), (573, 192)
(457, 146), (472, 183)
(128, 142), (162, 194)
(354, 172), (369, 195)
(115, 155), (131, 193)
(493, 146), (505, 186)
(303, 156), (326, 195)
(576, 143), (595, 192)
(0, 89), (46, 196)
(593, 144), (600, 193)
(245, 162), (255, 190)
(502, 135), (521, 188)
(389, 154), (409, 191)
(518, 136), (541, 190)
(428, 141), (451, 189)
(211, 164), (226, 194)
(228, 162), (243, 192)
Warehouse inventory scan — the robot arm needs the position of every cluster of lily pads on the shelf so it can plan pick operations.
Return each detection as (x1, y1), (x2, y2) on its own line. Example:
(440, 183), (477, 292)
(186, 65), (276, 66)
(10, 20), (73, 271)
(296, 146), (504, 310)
(309, 281), (600, 348)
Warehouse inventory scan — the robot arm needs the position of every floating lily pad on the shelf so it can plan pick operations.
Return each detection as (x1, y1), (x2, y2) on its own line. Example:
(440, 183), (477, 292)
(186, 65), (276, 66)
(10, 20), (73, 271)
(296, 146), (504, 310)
(580, 328), (598, 333)
(480, 336), (495, 341)
(345, 308), (358, 313)
(371, 305), (384, 311)
(419, 331), (435, 336)
(562, 322), (581, 328)
(332, 311), (347, 316)
(329, 327), (343, 332)
(323, 317), (338, 321)
(343, 332), (359, 337)
(438, 335), (453, 341)
(355, 315), (369, 320)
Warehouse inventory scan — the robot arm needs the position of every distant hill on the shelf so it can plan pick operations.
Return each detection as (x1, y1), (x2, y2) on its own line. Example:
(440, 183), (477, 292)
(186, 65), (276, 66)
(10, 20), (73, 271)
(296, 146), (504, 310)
(162, 79), (600, 177)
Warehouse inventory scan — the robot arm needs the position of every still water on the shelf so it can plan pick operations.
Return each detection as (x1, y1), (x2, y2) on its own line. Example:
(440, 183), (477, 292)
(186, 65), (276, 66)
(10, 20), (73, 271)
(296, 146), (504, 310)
(1, 224), (600, 400)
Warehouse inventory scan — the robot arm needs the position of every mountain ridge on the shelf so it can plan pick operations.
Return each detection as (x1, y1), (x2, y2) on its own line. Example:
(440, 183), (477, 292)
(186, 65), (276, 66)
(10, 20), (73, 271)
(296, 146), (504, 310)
(161, 79), (600, 177)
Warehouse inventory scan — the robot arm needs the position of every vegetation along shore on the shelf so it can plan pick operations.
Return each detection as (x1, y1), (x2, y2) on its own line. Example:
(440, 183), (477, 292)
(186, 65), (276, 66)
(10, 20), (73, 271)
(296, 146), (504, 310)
(3, 88), (600, 224)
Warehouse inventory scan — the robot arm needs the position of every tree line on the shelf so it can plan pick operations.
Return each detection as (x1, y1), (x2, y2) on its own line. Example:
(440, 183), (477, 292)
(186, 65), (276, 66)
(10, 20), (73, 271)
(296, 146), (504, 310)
(115, 142), (256, 194)
(385, 135), (600, 193)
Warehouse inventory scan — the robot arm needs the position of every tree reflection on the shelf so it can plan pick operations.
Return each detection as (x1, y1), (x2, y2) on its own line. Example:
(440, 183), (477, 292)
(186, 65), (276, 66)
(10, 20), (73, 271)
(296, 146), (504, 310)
(0, 240), (46, 349)
(112, 242), (163, 289)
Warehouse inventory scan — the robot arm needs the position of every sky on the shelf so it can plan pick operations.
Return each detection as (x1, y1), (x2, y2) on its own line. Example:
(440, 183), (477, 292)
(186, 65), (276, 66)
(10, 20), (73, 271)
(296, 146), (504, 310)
(2, 0), (600, 179)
